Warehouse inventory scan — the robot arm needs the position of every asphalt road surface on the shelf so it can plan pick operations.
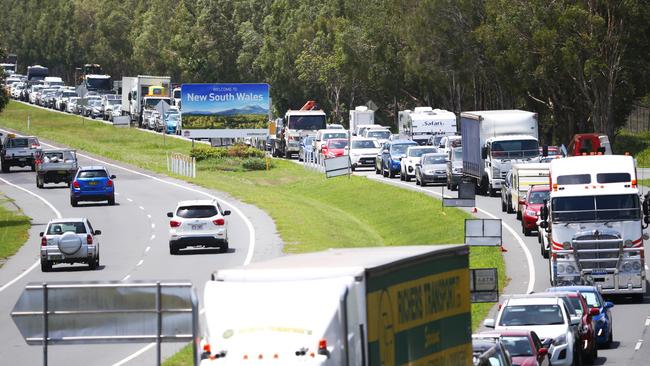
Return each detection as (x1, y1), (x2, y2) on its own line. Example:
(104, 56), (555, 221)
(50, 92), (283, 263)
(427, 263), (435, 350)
(0, 134), (282, 365)
(349, 164), (650, 366)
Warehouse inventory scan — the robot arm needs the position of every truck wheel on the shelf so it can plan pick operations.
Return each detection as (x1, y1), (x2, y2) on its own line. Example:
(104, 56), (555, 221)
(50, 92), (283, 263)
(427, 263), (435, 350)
(40, 260), (51, 272)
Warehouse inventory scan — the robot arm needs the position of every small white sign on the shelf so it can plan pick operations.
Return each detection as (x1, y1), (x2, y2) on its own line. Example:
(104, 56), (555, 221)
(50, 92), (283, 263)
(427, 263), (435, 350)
(324, 156), (350, 178)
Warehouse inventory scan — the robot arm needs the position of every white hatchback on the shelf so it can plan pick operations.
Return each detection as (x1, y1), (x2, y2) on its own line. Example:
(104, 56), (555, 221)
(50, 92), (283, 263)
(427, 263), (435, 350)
(167, 200), (230, 255)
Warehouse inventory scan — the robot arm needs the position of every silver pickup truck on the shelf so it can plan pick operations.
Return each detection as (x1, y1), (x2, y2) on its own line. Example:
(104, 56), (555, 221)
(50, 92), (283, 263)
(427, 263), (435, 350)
(35, 149), (78, 188)
(0, 134), (41, 172)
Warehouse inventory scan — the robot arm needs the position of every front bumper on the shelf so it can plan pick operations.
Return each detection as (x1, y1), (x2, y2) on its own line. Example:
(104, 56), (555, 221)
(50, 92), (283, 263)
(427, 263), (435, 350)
(548, 341), (571, 366)
(351, 156), (376, 167)
(421, 172), (447, 183)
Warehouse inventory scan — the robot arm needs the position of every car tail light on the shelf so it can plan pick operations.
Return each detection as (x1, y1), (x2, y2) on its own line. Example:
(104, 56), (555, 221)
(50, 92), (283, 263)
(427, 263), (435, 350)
(213, 218), (225, 226)
(107, 179), (113, 187)
(41, 236), (47, 246)
(170, 220), (181, 228)
(73, 181), (80, 188)
(86, 234), (93, 244)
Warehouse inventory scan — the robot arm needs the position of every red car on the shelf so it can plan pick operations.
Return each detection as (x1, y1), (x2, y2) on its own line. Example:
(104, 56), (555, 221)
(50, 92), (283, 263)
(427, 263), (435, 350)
(322, 138), (348, 158)
(479, 330), (550, 366)
(521, 185), (550, 236)
(562, 291), (599, 363)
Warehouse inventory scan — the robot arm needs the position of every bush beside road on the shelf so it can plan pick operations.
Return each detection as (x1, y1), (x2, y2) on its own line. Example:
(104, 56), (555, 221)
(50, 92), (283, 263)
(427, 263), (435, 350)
(0, 194), (30, 267)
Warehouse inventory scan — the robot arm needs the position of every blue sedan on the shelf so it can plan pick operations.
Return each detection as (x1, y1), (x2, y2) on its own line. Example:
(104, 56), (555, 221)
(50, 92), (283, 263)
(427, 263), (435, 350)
(546, 285), (614, 346)
(70, 166), (116, 207)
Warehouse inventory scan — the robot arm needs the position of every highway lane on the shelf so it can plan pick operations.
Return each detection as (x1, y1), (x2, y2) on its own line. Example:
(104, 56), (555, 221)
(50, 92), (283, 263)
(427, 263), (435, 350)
(0, 139), (282, 365)
(349, 165), (650, 365)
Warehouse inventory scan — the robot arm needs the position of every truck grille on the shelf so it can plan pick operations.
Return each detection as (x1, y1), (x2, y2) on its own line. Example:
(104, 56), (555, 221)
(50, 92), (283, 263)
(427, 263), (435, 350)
(572, 231), (621, 270)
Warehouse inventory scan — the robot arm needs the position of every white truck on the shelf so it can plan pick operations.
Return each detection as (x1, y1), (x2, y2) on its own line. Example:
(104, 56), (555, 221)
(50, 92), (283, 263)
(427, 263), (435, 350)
(460, 110), (540, 196)
(398, 107), (456, 145)
(199, 245), (472, 365)
(272, 101), (327, 158)
(539, 155), (648, 300)
(349, 106), (375, 135)
(121, 75), (172, 126)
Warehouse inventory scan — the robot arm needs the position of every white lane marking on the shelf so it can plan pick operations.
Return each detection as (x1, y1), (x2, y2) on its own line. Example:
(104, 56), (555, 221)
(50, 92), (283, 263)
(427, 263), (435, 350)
(127, 198), (133, 202)
(145, 246), (151, 253)
(645, 317), (650, 327)
(150, 234), (156, 240)
(0, 124), (258, 365)
(138, 206), (144, 210)
(115, 192), (120, 196)
(146, 214), (151, 219)
(635, 340), (643, 350)
(367, 176), (536, 294)
(645, 264), (649, 271)
(0, 176), (63, 293)
(136, 260), (143, 267)
(151, 223), (155, 229)
(112, 343), (155, 366)
(122, 274), (130, 281)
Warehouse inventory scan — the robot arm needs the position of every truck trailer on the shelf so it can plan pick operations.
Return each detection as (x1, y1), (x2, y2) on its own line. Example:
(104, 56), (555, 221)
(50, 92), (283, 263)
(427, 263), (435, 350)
(461, 110), (540, 196)
(200, 245), (472, 365)
(349, 106), (375, 135)
(398, 107), (457, 145)
(121, 75), (171, 126)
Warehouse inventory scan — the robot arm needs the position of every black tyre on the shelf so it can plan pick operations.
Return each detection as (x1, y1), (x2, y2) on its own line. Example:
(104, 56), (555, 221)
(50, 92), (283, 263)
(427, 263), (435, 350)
(375, 163), (381, 174)
(88, 257), (98, 270)
(404, 173), (411, 182)
(1, 162), (9, 173)
(108, 197), (115, 206)
(382, 166), (389, 177)
(400, 171), (405, 181)
(516, 210), (522, 220)
(284, 149), (290, 159)
(169, 244), (179, 255)
(36, 176), (43, 189)
(607, 329), (613, 346)
(388, 169), (395, 179)
(70, 197), (78, 207)
(220, 242), (229, 253)
(501, 199), (507, 212)
(40, 260), (51, 272)
(507, 201), (514, 214)
(30, 163), (36, 172)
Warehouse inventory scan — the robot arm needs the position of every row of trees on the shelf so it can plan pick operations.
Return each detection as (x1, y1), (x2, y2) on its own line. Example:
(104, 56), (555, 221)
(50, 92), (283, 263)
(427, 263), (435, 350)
(1, 0), (648, 144)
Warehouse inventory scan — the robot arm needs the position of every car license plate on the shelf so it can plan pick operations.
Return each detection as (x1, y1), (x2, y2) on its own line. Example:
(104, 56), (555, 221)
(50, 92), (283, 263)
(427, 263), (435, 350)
(191, 224), (204, 230)
(49, 255), (61, 260)
(88, 181), (98, 185)
(18, 158), (26, 162)
(591, 269), (608, 275)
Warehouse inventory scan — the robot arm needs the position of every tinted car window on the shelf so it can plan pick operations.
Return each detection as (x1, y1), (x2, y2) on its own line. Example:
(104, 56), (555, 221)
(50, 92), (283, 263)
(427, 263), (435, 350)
(78, 170), (108, 178)
(501, 336), (533, 357)
(422, 155), (446, 164)
(557, 174), (590, 184)
(7, 138), (28, 148)
(47, 222), (87, 234)
(176, 205), (219, 218)
(596, 172), (631, 183)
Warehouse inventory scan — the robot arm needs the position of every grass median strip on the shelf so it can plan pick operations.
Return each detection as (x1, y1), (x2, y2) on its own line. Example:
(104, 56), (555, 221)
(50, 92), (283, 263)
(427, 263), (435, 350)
(1, 102), (504, 363)
(0, 195), (31, 267)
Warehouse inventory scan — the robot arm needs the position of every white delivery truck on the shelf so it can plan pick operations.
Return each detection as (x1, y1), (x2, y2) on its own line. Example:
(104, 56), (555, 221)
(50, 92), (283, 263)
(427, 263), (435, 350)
(121, 75), (171, 126)
(539, 155), (648, 300)
(349, 106), (375, 135)
(509, 162), (550, 219)
(398, 107), (456, 145)
(200, 245), (472, 365)
(461, 110), (540, 196)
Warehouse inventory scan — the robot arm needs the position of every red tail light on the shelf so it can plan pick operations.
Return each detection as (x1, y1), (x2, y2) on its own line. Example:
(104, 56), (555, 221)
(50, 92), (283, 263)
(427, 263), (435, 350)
(41, 236), (47, 246)
(107, 179), (113, 187)
(86, 234), (93, 244)
(73, 181), (80, 188)
(318, 339), (327, 350)
(213, 218), (225, 226)
(170, 220), (181, 228)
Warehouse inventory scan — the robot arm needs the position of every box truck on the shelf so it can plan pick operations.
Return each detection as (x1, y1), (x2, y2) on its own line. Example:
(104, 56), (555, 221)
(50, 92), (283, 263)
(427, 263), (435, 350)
(121, 75), (171, 126)
(461, 110), (539, 196)
(398, 107), (457, 145)
(200, 245), (471, 365)
(349, 106), (375, 135)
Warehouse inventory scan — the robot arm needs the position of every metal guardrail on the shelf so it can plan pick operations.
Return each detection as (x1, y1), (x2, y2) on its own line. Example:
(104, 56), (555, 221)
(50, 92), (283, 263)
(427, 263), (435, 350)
(167, 152), (196, 178)
(303, 150), (326, 172)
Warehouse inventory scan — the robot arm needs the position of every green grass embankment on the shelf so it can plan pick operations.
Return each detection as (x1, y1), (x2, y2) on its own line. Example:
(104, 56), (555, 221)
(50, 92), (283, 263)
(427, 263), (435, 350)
(0, 102), (504, 364)
(0, 195), (31, 266)
(614, 130), (650, 167)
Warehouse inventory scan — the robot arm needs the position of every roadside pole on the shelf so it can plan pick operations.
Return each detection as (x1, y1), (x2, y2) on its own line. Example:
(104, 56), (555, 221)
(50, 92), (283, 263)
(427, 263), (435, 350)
(27, 113), (30, 130)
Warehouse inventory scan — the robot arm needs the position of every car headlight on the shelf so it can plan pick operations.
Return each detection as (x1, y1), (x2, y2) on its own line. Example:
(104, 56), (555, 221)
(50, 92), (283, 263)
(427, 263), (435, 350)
(554, 334), (567, 346)
(426, 170), (435, 175)
(565, 264), (576, 274)
(621, 260), (641, 272)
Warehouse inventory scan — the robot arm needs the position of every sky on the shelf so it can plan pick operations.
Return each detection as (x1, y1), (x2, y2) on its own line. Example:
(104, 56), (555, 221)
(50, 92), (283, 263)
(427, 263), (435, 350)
(181, 83), (270, 114)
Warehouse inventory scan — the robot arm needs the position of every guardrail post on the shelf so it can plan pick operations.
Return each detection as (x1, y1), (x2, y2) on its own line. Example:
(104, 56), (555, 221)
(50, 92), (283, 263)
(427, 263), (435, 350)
(42, 282), (48, 366)
(156, 281), (162, 366)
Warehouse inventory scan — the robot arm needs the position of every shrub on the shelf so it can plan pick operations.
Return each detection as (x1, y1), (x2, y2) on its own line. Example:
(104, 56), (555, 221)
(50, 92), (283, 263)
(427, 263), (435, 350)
(242, 157), (271, 171)
(190, 144), (264, 161)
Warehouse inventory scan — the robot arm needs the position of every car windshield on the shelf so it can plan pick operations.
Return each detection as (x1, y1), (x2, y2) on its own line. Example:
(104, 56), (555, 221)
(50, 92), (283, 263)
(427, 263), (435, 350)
(323, 132), (347, 140)
(552, 194), (640, 222)
(499, 304), (565, 326)
(351, 140), (378, 149)
(173, 89), (181, 98)
(367, 130), (391, 139)
(491, 139), (539, 158)
(78, 170), (108, 178)
(47, 222), (86, 235)
(501, 336), (533, 357)
(580, 292), (601, 308)
(176, 205), (218, 218)
(288, 115), (326, 130)
(452, 148), (462, 160)
(422, 155), (446, 164)
(86, 77), (111, 90)
(409, 148), (436, 157)
(328, 140), (348, 149)
(528, 190), (549, 204)
(390, 143), (414, 155)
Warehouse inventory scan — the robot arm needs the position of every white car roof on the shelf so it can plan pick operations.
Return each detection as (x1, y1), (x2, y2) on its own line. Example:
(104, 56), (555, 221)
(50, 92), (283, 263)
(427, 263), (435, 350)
(48, 218), (87, 224)
(176, 199), (217, 207)
(505, 296), (560, 306)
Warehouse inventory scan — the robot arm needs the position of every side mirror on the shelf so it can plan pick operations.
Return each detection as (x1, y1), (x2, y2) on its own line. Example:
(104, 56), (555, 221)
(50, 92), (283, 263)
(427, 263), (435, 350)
(540, 201), (549, 220)
(589, 307), (600, 316)
(518, 198), (526, 205)
(604, 301), (614, 309)
(570, 316), (581, 326)
(481, 146), (488, 159)
(223, 210), (231, 216)
(415, 163), (421, 167)
(166, 212), (173, 218)
(39, 232), (44, 237)
(94, 230), (102, 236)
(483, 318), (495, 328)
(643, 194), (650, 216)
(110, 175), (116, 179)
(538, 347), (548, 357)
